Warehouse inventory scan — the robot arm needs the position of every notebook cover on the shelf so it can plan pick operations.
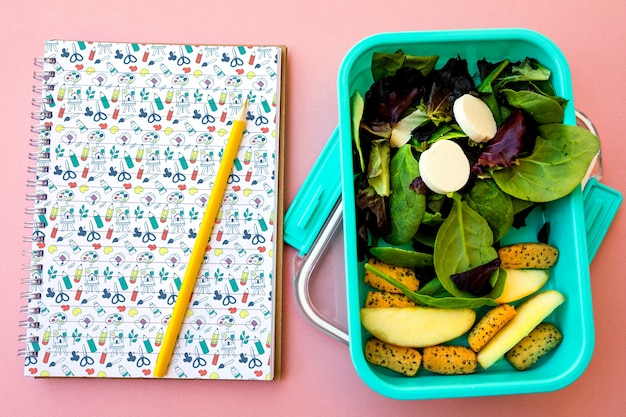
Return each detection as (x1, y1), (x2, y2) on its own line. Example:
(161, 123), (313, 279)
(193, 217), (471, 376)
(23, 40), (285, 379)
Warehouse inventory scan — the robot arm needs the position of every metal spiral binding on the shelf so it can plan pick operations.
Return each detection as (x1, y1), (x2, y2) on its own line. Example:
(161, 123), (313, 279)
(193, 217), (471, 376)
(24, 221), (47, 229)
(29, 137), (50, 147)
(31, 110), (53, 120)
(21, 277), (43, 286)
(21, 57), (51, 359)
(20, 306), (42, 315)
(25, 207), (47, 215)
(32, 97), (53, 106)
(25, 191), (48, 201)
(27, 166), (50, 175)
(24, 233), (45, 243)
(19, 319), (40, 329)
(26, 178), (49, 188)
(32, 70), (55, 81)
(31, 124), (51, 134)
(32, 84), (54, 94)
(34, 56), (56, 67)
(28, 151), (50, 161)
(21, 291), (42, 300)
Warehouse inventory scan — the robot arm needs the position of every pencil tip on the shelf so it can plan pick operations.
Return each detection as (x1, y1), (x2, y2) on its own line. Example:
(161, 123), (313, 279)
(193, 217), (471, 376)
(238, 99), (248, 121)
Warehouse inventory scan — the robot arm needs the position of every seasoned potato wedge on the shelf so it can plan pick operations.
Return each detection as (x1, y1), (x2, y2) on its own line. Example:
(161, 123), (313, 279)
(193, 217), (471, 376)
(422, 345), (477, 375)
(467, 304), (516, 352)
(363, 258), (419, 293)
(364, 291), (416, 308)
(364, 337), (422, 376)
(505, 322), (563, 370)
(498, 242), (559, 269)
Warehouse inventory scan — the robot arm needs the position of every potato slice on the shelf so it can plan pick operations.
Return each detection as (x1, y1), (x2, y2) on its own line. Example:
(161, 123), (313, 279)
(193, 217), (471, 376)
(467, 304), (516, 352)
(498, 242), (559, 269)
(364, 291), (416, 308)
(364, 337), (422, 376)
(505, 322), (563, 371)
(422, 345), (477, 375)
(360, 306), (476, 348)
(363, 258), (419, 294)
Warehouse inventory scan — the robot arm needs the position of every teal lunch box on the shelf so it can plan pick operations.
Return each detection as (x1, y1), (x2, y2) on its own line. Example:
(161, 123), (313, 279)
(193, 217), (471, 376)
(285, 29), (622, 400)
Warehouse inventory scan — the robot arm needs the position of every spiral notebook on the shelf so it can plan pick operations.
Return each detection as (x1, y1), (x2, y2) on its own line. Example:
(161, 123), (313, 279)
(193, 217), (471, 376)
(22, 40), (285, 379)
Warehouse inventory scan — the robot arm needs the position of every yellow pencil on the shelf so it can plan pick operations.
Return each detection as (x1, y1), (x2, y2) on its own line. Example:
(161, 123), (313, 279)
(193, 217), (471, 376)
(154, 99), (248, 378)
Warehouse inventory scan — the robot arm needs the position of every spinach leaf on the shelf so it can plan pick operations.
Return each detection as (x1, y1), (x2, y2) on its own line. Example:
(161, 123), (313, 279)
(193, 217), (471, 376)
(433, 194), (499, 298)
(384, 145), (425, 244)
(364, 263), (499, 309)
(351, 91), (366, 173)
(501, 89), (564, 124)
(464, 178), (514, 243)
(367, 138), (391, 196)
(477, 59), (509, 125)
(371, 52), (439, 81)
(495, 57), (551, 90)
(370, 246), (433, 268)
(492, 124), (600, 202)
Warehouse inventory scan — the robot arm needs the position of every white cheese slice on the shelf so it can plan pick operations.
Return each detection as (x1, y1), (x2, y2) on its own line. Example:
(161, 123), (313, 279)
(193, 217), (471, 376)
(419, 140), (470, 194)
(453, 94), (497, 143)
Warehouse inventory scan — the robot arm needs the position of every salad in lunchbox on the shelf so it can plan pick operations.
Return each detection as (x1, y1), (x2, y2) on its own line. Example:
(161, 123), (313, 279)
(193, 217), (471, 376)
(350, 51), (599, 375)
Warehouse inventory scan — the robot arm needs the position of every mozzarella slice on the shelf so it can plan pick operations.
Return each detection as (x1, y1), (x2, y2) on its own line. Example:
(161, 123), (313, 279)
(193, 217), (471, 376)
(453, 94), (497, 143)
(419, 140), (470, 194)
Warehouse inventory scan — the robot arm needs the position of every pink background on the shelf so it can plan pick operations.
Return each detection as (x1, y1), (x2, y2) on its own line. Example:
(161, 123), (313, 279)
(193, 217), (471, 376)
(2, 0), (625, 416)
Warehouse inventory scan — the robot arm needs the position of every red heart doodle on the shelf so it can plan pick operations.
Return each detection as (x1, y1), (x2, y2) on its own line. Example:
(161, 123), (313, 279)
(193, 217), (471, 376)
(129, 65), (138, 72)
(178, 184), (186, 191)
(123, 183), (132, 189)
(68, 182), (77, 188)
(37, 242), (45, 249)
(153, 124), (162, 131)
(61, 305), (70, 311)
(236, 69), (244, 75)
(232, 185), (240, 191)
(207, 126), (216, 132)
(93, 243), (101, 250)
(99, 123), (108, 129)
(86, 368), (95, 375)
(76, 64), (84, 70)
(44, 122), (53, 128)
(228, 307), (237, 314)
(199, 369), (207, 376)
(117, 305), (126, 312)
(142, 369), (151, 376)
(258, 246), (266, 253)
(29, 368), (38, 375)
(183, 67), (191, 73)
(254, 370), (263, 377)
(205, 244), (211, 252)
(261, 127), (270, 133)
(148, 244), (157, 251)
